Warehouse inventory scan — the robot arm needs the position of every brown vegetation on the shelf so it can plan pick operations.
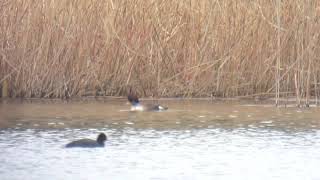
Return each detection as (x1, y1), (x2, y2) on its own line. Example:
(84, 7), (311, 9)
(1, 0), (320, 105)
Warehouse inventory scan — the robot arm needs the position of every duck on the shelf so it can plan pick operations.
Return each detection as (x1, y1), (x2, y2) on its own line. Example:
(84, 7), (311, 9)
(65, 133), (107, 148)
(127, 90), (168, 112)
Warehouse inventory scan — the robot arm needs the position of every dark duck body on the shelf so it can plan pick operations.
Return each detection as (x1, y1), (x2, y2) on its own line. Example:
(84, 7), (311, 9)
(65, 133), (107, 148)
(127, 90), (168, 112)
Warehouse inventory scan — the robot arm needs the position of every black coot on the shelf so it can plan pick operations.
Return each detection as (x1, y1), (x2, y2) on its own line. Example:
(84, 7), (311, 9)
(65, 133), (107, 148)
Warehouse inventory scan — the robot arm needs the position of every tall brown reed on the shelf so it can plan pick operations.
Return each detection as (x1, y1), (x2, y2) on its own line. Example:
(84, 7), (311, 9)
(1, 0), (320, 105)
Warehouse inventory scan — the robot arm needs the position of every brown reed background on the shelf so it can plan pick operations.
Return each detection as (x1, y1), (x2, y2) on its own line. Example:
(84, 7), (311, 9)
(1, 0), (320, 104)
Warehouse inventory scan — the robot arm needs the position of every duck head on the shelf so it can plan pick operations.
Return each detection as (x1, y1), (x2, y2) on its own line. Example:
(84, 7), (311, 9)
(127, 88), (140, 106)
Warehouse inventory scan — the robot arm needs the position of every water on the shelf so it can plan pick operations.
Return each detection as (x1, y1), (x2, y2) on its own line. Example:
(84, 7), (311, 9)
(0, 99), (320, 180)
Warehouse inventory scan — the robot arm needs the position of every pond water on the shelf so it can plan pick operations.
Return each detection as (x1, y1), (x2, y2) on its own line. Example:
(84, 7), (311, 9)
(0, 99), (320, 180)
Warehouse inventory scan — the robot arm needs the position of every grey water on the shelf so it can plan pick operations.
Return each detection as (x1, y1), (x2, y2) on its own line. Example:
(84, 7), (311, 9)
(0, 99), (320, 180)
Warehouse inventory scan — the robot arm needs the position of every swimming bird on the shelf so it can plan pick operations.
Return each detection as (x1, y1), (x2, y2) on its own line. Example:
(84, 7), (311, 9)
(127, 90), (168, 112)
(65, 133), (107, 148)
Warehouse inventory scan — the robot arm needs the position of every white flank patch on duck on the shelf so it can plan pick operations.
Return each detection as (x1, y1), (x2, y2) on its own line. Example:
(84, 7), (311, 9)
(131, 105), (144, 111)
(158, 106), (166, 110)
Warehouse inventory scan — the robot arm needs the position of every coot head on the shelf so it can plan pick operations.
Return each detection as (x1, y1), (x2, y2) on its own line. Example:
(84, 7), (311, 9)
(97, 133), (107, 145)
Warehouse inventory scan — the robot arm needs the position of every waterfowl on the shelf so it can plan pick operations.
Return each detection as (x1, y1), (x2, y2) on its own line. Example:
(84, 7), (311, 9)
(65, 133), (107, 148)
(127, 91), (168, 112)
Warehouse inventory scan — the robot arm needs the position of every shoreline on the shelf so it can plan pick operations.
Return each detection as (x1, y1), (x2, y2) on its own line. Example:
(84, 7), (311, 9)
(0, 96), (318, 107)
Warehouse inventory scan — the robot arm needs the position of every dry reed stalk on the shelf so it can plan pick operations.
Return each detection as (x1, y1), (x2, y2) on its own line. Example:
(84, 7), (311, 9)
(0, 0), (320, 102)
(275, 0), (281, 106)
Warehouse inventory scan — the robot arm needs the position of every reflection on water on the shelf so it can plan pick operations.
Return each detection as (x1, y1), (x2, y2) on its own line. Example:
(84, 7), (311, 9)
(0, 100), (320, 180)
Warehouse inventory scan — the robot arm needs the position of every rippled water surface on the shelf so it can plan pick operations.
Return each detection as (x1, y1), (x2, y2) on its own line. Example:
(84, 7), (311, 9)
(0, 99), (320, 180)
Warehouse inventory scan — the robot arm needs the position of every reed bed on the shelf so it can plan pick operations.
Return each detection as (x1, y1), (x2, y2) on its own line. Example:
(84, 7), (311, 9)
(1, 0), (320, 105)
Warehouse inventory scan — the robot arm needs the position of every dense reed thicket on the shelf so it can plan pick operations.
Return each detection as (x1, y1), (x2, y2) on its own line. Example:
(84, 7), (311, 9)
(1, 0), (320, 104)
